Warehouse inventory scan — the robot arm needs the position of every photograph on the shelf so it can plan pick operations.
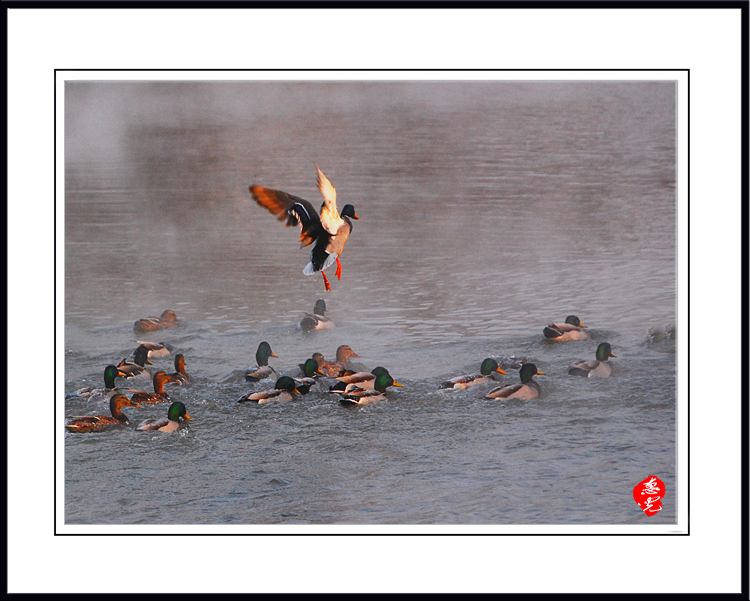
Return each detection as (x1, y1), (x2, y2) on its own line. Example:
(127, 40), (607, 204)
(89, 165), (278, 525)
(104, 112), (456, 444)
(62, 79), (678, 526)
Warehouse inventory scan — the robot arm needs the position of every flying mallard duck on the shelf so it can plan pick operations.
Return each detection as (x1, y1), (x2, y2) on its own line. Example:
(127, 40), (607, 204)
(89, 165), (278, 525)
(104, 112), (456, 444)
(117, 345), (153, 381)
(543, 315), (589, 341)
(135, 340), (174, 358)
(65, 394), (141, 433)
(297, 298), (335, 332)
(439, 358), (508, 390)
(134, 309), (179, 334)
(129, 371), (181, 405)
(250, 165), (359, 291)
(245, 341), (278, 382)
(317, 345), (361, 377)
(136, 401), (191, 433)
(485, 363), (545, 400)
(568, 342), (616, 378)
(338, 373), (404, 406)
(170, 353), (191, 383)
(66, 364), (129, 402)
(237, 376), (300, 404)
(329, 366), (401, 392)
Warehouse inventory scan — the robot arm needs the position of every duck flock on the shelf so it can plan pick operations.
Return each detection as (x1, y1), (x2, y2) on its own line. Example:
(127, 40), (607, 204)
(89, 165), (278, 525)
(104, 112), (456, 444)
(65, 166), (618, 434)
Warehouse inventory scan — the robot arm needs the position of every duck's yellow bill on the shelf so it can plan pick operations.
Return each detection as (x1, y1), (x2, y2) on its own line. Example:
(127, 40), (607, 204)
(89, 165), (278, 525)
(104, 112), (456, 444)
(496, 367), (508, 375)
(271, 352), (279, 358)
(184, 413), (191, 419)
(536, 370), (546, 375)
(392, 381), (404, 387)
(579, 323), (588, 328)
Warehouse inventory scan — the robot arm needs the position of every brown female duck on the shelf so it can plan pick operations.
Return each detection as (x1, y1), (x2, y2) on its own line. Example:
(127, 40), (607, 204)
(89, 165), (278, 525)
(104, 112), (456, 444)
(65, 394), (141, 433)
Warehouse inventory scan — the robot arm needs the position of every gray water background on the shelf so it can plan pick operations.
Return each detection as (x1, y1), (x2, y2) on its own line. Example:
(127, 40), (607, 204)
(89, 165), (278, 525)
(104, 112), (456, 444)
(64, 81), (677, 525)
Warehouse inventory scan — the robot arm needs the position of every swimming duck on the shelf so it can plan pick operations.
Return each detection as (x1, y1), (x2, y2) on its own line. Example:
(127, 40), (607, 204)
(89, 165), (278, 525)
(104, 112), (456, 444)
(134, 309), (179, 333)
(67, 364), (129, 402)
(135, 340), (174, 358)
(439, 358), (508, 390)
(338, 373), (404, 406)
(568, 342), (616, 378)
(294, 357), (325, 394)
(318, 345), (361, 377)
(330, 366), (400, 391)
(543, 315), (589, 341)
(244, 341), (278, 382)
(136, 401), (191, 433)
(250, 165), (359, 291)
(130, 371), (181, 405)
(170, 353), (191, 383)
(297, 298), (336, 332)
(485, 363), (545, 400)
(117, 345), (153, 380)
(237, 376), (300, 404)
(65, 394), (141, 433)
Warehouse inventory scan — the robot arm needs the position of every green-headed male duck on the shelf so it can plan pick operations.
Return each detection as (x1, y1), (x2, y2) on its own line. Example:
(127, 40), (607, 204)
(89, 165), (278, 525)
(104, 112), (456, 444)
(67, 364), (128, 402)
(136, 340), (174, 358)
(338, 373), (404, 406)
(250, 165), (359, 291)
(65, 394), (141, 433)
(295, 357), (325, 394)
(117, 344), (153, 380)
(245, 341), (278, 382)
(297, 298), (336, 332)
(330, 366), (400, 392)
(136, 401), (191, 433)
(485, 363), (546, 400)
(569, 342), (616, 378)
(543, 315), (590, 341)
(439, 358), (508, 390)
(238, 376), (300, 404)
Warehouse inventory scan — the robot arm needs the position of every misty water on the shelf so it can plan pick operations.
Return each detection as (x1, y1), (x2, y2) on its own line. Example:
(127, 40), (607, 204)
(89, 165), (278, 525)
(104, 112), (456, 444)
(64, 81), (677, 525)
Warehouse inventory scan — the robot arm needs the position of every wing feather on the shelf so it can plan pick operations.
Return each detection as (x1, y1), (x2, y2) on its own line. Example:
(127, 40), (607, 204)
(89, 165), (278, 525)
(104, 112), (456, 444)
(249, 186), (323, 248)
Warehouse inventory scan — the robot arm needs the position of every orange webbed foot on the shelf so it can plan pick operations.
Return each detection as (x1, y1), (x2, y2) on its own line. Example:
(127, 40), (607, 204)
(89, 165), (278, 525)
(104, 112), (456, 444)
(322, 272), (332, 291)
(335, 257), (342, 280)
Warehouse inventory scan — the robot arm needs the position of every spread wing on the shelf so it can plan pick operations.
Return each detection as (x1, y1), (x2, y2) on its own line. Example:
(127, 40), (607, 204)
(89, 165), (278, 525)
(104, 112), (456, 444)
(315, 164), (337, 205)
(249, 186), (323, 248)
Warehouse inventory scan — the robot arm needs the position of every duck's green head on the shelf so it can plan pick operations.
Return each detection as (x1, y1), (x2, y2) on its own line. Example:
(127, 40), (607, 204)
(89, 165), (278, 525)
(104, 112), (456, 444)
(371, 366), (390, 378)
(596, 342), (615, 361)
(373, 373), (404, 392)
(341, 204), (359, 220)
(103, 364), (126, 388)
(480, 358), (508, 376)
(301, 358), (324, 377)
(167, 401), (191, 422)
(313, 299), (327, 316)
(134, 345), (154, 367)
(275, 376), (300, 393)
(565, 315), (586, 328)
(519, 363), (545, 384)
(256, 341), (278, 366)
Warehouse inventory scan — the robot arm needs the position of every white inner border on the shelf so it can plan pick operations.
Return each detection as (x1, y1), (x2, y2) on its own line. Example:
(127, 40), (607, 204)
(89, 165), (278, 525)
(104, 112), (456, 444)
(9, 7), (742, 595)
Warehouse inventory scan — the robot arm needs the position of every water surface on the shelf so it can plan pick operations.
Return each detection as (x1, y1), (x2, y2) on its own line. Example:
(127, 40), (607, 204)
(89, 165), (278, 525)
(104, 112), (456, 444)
(64, 81), (677, 525)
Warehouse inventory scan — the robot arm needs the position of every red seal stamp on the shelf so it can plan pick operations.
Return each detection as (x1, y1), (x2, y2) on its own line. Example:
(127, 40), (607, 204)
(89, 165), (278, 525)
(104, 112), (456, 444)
(633, 475), (665, 516)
